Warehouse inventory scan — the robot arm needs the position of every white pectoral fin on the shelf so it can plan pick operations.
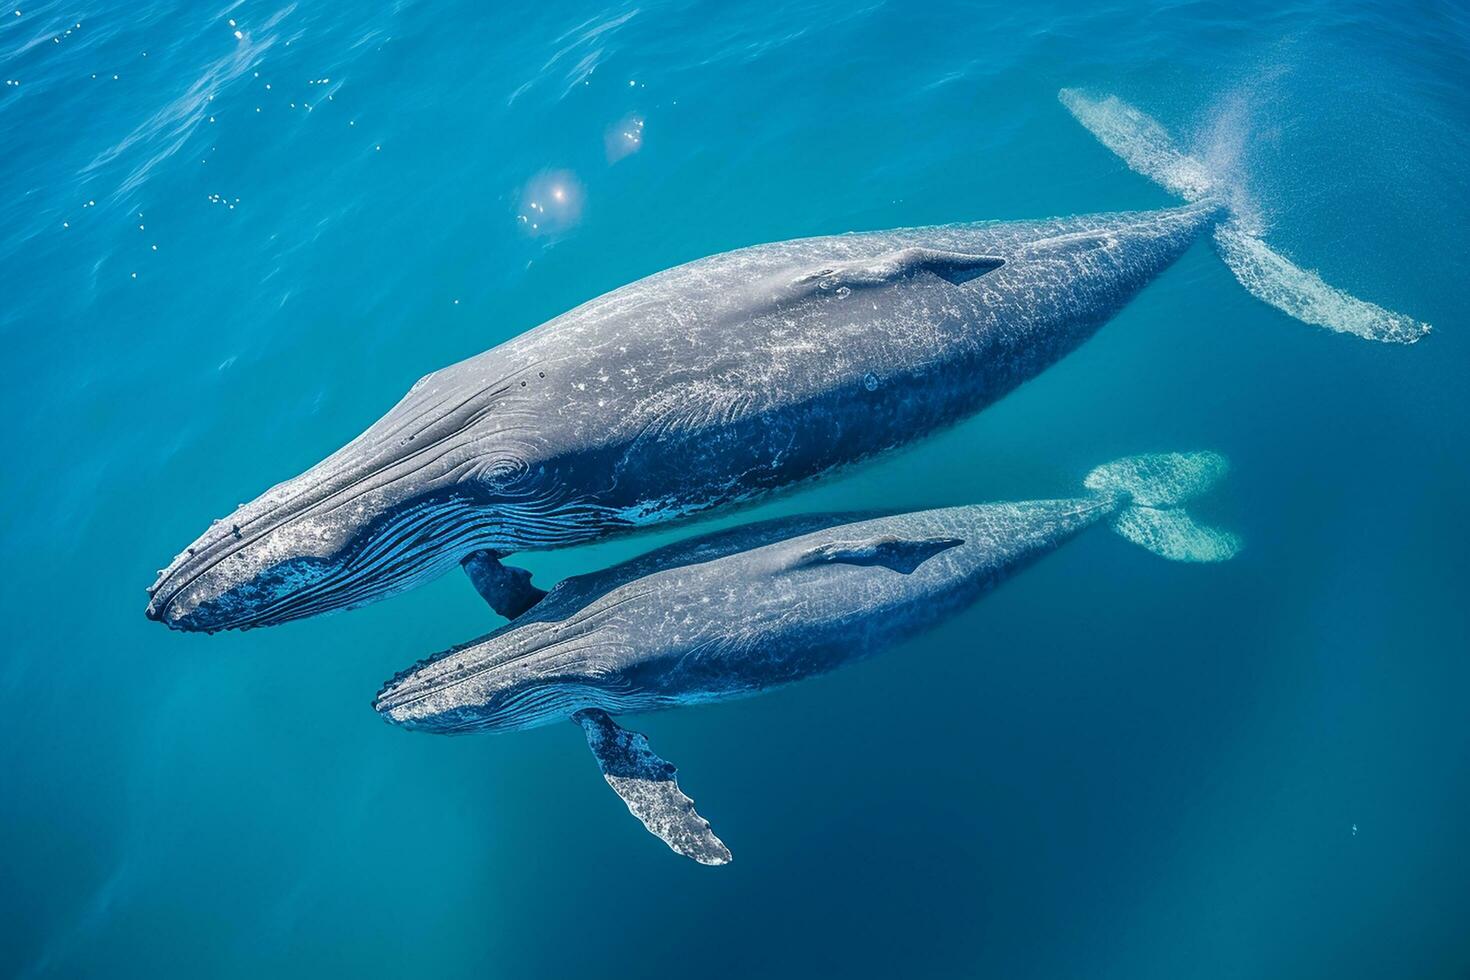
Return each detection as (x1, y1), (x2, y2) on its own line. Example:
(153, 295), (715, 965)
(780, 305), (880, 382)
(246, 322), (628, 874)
(573, 709), (732, 866)
(785, 533), (965, 575)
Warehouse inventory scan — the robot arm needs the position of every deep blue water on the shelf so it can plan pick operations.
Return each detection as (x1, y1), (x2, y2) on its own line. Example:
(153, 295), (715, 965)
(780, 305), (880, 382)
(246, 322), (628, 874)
(3, 0), (1468, 976)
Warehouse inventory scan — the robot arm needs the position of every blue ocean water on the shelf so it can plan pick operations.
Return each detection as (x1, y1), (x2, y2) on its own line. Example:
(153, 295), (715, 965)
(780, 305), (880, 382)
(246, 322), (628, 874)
(3, 0), (1467, 975)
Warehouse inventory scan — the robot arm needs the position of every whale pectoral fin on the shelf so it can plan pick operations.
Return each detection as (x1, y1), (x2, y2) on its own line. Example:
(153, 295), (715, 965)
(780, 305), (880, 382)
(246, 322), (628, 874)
(792, 248), (1004, 293)
(785, 534), (965, 575)
(573, 708), (732, 866)
(461, 551), (547, 620)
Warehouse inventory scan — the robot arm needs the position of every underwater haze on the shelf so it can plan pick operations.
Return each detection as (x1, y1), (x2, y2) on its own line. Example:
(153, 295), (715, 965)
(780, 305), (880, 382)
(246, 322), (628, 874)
(2, 0), (1468, 976)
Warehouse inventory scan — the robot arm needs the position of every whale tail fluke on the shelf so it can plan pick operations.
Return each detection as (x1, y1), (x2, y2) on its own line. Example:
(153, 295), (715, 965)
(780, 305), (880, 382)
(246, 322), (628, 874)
(1058, 88), (1430, 344)
(1085, 452), (1240, 563)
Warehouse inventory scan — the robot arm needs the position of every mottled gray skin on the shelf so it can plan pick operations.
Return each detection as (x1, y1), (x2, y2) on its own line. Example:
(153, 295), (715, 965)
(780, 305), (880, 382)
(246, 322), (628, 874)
(146, 202), (1219, 631)
(375, 497), (1112, 733)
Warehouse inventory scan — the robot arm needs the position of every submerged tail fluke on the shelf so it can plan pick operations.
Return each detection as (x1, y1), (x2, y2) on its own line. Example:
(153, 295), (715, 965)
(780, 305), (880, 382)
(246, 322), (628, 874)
(1059, 88), (1430, 344)
(1085, 452), (1240, 563)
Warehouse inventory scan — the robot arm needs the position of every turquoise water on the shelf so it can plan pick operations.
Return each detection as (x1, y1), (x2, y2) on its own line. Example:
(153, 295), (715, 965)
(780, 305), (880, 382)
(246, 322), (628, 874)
(3, 0), (1468, 975)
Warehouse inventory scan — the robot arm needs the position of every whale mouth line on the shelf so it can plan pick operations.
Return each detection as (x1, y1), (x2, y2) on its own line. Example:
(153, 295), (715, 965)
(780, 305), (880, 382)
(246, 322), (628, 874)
(375, 588), (654, 717)
(151, 488), (617, 631)
(146, 370), (548, 625)
(147, 464), (477, 624)
(379, 677), (647, 735)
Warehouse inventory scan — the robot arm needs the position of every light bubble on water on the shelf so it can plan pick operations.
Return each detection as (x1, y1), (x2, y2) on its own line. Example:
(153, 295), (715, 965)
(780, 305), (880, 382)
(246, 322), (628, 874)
(606, 114), (645, 162)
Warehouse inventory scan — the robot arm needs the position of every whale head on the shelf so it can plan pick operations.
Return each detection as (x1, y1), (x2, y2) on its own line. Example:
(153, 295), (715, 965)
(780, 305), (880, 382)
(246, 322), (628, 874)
(373, 601), (648, 734)
(145, 365), (579, 632)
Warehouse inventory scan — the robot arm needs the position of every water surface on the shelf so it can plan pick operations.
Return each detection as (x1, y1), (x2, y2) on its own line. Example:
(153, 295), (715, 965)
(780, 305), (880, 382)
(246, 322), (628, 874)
(2, 0), (1467, 976)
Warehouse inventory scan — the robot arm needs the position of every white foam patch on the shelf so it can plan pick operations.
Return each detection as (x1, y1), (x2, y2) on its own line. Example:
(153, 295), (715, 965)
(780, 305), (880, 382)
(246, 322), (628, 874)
(1059, 88), (1432, 344)
(1213, 223), (1430, 344)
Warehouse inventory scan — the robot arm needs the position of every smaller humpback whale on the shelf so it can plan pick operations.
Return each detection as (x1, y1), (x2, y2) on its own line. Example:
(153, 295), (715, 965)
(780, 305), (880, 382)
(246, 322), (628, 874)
(375, 452), (1239, 864)
(146, 90), (1421, 635)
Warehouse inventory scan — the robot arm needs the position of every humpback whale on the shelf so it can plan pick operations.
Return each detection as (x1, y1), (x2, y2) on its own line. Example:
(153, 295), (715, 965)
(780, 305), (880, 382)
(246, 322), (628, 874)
(145, 91), (1425, 633)
(375, 452), (1240, 864)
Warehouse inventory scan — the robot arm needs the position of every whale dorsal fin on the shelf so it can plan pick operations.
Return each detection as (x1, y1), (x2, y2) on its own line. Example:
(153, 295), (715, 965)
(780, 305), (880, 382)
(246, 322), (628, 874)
(573, 708), (732, 866)
(789, 247), (1004, 294)
(784, 533), (965, 575)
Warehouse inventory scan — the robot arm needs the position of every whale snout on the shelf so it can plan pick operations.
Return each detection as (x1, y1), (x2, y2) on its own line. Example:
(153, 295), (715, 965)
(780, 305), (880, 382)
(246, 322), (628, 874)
(373, 639), (540, 734)
(144, 370), (536, 633)
(145, 521), (255, 632)
(144, 533), (339, 632)
(144, 481), (365, 632)
(375, 623), (628, 735)
(142, 592), (246, 633)
(373, 656), (503, 734)
(143, 591), (185, 628)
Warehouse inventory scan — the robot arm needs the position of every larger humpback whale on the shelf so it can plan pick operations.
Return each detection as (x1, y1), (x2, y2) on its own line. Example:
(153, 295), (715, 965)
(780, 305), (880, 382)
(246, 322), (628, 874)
(375, 451), (1240, 864)
(145, 91), (1426, 633)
